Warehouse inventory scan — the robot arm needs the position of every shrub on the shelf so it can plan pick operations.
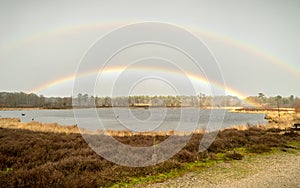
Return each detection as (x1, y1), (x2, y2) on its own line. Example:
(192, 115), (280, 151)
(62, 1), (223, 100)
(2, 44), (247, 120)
(267, 128), (282, 133)
(283, 130), (299, 138)
(246, 145), (271, 154)
(225, 151), (244, 160)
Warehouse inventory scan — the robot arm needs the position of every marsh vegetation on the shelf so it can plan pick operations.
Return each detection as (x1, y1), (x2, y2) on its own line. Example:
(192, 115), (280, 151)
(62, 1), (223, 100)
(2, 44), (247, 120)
(0, 117), (299, 187)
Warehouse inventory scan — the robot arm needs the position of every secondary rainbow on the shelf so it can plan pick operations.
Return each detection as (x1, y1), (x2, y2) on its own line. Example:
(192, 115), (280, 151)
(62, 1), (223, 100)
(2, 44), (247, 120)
(2, 20), (299, 78)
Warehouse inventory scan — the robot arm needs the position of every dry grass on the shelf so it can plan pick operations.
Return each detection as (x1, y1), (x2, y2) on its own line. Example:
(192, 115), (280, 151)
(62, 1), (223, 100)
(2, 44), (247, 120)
(225, 109), (298, 133)
(0, 118), (80, 134)
(295, 114), (300, 123)
(0, 108), (42, 111)
(264, 110), (300, 129)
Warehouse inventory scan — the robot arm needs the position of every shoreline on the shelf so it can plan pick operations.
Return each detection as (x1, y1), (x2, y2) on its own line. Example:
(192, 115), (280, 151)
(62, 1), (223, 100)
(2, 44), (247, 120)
(0, 106), (270, 112)
(229, 107), (295, 114)
(0, 109), (296, 136)
(0, 106), (294, 111)
(0, 107), (44, 111)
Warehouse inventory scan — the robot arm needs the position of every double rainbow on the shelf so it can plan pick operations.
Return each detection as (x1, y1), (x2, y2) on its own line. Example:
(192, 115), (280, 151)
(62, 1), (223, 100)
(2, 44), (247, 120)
(2, 21), (298, 107)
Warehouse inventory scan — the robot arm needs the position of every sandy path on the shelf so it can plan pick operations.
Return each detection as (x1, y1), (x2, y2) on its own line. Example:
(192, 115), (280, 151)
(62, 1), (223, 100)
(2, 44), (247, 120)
(134, 151), (300, 188)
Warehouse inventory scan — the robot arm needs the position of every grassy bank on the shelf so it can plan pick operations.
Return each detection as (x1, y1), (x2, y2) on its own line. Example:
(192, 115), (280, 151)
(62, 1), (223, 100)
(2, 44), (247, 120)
(230, 108), (300, 130)
(0, 120), (299, 187)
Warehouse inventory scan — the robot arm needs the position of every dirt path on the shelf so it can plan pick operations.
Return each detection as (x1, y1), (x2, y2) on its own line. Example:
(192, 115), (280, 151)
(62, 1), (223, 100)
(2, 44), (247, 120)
(134, 150), (300, 188)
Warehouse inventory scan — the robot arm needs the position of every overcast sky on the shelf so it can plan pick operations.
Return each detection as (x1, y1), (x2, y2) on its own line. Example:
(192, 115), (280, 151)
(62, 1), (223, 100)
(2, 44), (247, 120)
(0, 0), (299, 98)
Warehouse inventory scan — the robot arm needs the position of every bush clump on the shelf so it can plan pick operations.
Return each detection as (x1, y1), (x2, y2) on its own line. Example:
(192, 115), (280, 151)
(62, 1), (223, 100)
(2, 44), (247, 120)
(225, 151), (244, 160)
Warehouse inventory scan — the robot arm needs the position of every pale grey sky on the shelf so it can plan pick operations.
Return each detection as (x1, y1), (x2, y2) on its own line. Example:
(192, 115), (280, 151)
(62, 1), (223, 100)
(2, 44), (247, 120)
(0, 0), (299, 98)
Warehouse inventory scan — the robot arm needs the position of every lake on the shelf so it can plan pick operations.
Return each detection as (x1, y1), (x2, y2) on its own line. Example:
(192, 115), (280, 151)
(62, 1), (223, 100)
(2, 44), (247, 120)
(0, 108), (267, 131)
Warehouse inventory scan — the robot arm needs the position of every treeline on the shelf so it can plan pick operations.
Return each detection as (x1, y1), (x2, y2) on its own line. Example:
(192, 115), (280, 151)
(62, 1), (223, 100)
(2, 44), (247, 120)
(245, 93), (300, 109)
(72, 94), (242, 107)
(0, 92), (243, 108)
(0, 92), (299, 109)
(0, 92), (71, 109)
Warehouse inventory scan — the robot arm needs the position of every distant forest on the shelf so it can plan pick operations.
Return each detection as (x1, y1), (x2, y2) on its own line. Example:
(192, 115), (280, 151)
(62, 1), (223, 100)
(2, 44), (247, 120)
(0, 92), (299, 109)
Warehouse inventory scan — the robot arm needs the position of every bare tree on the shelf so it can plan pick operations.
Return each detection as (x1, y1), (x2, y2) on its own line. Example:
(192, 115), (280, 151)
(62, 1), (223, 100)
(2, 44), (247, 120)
(258, 92), (266, 108)
(276, 95), (282, 117)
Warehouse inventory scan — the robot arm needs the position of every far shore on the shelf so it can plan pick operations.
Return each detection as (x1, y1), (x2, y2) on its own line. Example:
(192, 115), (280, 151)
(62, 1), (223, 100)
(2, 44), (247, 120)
(229, 107), (295, 114)
(1, 106), (237, 111)
(0, 106), (274, 111)
(0, 107), (44, 111)
(0, 107), (73, 111)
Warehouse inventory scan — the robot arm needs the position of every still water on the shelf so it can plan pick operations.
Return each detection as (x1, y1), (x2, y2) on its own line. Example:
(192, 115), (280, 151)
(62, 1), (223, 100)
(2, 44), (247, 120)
(0, 108), (267, 131)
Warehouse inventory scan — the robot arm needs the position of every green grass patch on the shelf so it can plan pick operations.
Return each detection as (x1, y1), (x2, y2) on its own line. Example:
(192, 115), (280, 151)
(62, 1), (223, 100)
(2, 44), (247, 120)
(111, 168), (183, 187)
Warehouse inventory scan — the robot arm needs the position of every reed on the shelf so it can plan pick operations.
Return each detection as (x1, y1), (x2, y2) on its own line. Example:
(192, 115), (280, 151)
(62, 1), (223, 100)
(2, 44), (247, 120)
(0, 118), (79, 134)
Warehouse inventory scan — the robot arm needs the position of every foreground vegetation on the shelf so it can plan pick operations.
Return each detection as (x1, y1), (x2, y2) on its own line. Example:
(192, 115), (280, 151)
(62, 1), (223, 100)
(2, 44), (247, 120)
(0, 120), (299, 187)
